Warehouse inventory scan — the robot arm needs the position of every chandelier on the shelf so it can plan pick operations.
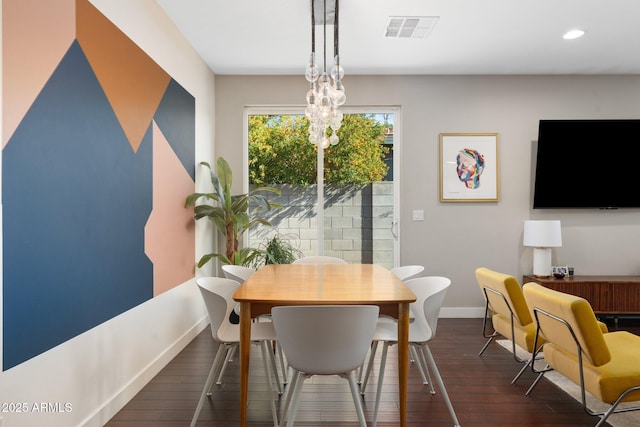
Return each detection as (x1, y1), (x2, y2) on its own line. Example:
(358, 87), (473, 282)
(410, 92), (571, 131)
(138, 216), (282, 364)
(305, 0), (346, 148)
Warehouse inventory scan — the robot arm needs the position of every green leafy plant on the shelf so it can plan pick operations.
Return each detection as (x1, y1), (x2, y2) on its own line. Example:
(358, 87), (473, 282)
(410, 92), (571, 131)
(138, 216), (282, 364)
(252, 234), (303, 268)
(248, 114), (390, 186)
(185, 156), (282, 267)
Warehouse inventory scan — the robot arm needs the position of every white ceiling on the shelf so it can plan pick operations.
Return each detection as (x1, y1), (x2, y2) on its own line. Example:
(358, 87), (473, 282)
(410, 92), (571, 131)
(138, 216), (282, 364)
(156, 0), (640, 75)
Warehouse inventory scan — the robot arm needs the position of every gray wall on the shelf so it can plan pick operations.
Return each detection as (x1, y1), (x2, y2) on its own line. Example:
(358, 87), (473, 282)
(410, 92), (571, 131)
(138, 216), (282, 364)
(216, 74), (640, 315)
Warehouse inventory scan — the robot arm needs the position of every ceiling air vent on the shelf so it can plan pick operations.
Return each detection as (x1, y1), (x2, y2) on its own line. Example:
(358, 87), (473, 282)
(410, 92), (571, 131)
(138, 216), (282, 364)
(384, 16), (439, 39)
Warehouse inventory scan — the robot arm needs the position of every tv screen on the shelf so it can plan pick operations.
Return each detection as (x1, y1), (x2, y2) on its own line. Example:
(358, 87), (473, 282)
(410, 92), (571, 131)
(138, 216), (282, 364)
(533, 119), (640, 209)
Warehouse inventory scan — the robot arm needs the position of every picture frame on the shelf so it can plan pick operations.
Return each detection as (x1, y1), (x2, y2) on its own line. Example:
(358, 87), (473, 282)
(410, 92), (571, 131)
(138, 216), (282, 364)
(439, 133), (500, 202)
(552, 265), (569, 277)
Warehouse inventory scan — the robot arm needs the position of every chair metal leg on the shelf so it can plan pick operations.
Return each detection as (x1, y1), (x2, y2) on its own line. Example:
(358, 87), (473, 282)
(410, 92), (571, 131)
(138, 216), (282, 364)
(360, 340), (379, 394)
(277, 342), (288, 385)
(412, 345), (434, 389)
(209, 344), (234, 393)
(511, 355), (535, 385)
(525, 367), (546, 394)
(346, 371), (367, 427)
(422, 344), (461, 427)
(266, 340), (283, 395)
(191, 343), (229, 427)
(593, 385), (640, 427)
(260, 341), (280, 427)
(284, 371), (305, 427)
(478, 301), (500, 356)
(414, 344), (435, 394)
(525, 345), (552, 396)
(279, 367), (299, 425)
(215, 344), (236, 385)
(372, 342), (390, 427)
(359, 341), (378, 385)
(512, 359), (530, 384)
(478, 335), (495, 356)
(410, 346), (428, 383)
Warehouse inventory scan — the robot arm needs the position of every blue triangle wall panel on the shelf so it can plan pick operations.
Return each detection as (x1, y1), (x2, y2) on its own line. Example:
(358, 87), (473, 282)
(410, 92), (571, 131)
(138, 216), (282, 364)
(2, 41), (154, 370)
(154, 79), (196, 181)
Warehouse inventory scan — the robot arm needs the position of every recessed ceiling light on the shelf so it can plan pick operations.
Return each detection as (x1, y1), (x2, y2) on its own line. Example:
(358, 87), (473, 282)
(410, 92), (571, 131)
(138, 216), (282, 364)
(563, 29), (585, 40)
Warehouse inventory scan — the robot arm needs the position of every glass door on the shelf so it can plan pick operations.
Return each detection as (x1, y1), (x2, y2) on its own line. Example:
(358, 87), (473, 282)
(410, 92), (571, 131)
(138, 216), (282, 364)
(244, 106), (399, 268)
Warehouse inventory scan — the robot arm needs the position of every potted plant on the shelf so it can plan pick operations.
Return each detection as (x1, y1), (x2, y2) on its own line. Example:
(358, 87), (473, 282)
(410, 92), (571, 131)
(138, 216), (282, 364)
(185, 156), (281, 267)
(252, 233), (303, 268)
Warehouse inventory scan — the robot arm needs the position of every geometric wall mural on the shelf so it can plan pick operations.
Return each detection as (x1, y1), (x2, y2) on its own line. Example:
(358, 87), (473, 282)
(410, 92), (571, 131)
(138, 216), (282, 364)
(2, 0), (196, 370)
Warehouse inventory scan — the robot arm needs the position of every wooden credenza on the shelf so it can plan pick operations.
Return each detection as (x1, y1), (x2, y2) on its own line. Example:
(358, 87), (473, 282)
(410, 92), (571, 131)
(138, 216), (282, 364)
(522, 275), (640, 315)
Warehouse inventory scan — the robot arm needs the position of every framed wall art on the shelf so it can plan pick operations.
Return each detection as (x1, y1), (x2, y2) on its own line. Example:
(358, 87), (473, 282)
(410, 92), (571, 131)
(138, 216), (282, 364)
(439, 133), (499, 202)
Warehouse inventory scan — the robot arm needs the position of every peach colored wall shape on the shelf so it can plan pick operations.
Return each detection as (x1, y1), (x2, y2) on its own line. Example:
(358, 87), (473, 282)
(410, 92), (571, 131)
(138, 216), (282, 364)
(2, 0), (76, 148)
(146, 122), (195, 296)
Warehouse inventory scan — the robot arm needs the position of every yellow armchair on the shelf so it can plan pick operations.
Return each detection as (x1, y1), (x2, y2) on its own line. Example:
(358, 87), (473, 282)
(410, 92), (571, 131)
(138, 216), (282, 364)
(475, 267), (543, 384)
(523, 282), (640, 427)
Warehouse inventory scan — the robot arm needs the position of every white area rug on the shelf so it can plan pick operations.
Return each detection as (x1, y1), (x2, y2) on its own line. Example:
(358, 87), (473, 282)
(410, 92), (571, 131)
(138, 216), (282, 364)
(496, 339), (640, 427)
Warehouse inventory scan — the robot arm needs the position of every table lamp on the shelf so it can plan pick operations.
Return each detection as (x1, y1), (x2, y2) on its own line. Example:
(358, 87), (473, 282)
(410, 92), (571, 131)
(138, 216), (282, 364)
(523, 220), (562, 277)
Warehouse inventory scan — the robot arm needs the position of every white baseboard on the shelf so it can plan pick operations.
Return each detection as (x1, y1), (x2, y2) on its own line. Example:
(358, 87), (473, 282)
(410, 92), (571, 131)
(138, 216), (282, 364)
(440, 306), (484, 318)
(83, 316), (209, 427)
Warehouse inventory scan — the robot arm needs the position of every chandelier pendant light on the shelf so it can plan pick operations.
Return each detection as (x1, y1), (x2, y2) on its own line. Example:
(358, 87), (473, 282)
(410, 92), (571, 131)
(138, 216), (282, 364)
(305, 0), (346, 148)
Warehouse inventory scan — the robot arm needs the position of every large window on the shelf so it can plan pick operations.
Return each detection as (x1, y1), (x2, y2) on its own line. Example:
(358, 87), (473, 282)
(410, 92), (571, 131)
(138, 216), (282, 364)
(244, 107), (399, 268)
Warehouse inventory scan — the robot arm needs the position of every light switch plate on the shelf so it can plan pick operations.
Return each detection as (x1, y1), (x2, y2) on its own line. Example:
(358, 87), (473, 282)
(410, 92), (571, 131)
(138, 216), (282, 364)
(412, 210), (424, 221)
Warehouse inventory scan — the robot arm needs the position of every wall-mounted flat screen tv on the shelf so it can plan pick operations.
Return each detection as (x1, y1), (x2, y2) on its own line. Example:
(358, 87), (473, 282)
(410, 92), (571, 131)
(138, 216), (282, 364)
(533, 119), (640, 209)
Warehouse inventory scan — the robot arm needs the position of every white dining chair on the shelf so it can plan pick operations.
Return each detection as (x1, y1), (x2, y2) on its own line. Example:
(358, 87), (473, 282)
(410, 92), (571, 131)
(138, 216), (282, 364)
(191, 277), (281, 427)
(362, 276), (461, 427)
(221, 264), (255, 283)
(221, 264), (255, 325)
(221, 264), (287, 382)
(272, 305), (379, 427)
(212, 265), (250, 384)
(359, 264), (424, 386)
(390, 265), (425, 282)
(292, 255), (348, 264)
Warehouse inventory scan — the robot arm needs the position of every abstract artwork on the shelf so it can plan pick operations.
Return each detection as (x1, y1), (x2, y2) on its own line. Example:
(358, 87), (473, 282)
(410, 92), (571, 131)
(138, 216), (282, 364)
(439, 133), (499, 202)
(2, 0), (195, 370)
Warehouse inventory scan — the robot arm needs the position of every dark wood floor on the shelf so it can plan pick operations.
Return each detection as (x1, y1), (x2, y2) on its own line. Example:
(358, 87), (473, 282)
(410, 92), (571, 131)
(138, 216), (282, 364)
(105, 317), (640, 426)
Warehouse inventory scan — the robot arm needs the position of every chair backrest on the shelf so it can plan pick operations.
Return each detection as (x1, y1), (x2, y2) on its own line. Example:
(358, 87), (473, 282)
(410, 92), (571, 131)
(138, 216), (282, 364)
(390, 265), (425, 282)
(522, 282), (611, 366)
(475, 267), (533, 327)
(405, 276), (451, 339)
(271, 305), (379, 375)
(292, 256), (348, 264)
(221, 264), (255, 283)
(196, 277), (241, 343)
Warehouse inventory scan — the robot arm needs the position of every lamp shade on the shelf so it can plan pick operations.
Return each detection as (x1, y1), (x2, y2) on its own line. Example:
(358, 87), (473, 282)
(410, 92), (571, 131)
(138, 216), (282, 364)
(523, 220), (562, 248)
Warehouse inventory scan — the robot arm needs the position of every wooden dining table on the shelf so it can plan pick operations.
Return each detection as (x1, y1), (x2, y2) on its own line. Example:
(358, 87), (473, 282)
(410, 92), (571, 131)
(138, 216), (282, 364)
(233, 263), (417, 426)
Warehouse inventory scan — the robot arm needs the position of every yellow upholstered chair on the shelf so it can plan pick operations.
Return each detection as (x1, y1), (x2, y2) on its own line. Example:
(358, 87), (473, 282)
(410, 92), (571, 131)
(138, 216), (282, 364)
(474, 267), (543, 383)
(523, 282), (640, 427)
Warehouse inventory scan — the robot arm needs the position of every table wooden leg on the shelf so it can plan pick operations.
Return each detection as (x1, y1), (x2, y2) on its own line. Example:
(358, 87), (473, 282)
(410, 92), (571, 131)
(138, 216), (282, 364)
(240, 301), (251, 426)
(397, 302), (410, 427)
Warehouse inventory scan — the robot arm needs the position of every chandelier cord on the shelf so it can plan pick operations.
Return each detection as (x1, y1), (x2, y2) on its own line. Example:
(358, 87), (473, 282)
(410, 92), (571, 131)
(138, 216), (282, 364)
(334, 0), (339, 60)
(323, 0), (327, 73)
(311, 0), (315, 56)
